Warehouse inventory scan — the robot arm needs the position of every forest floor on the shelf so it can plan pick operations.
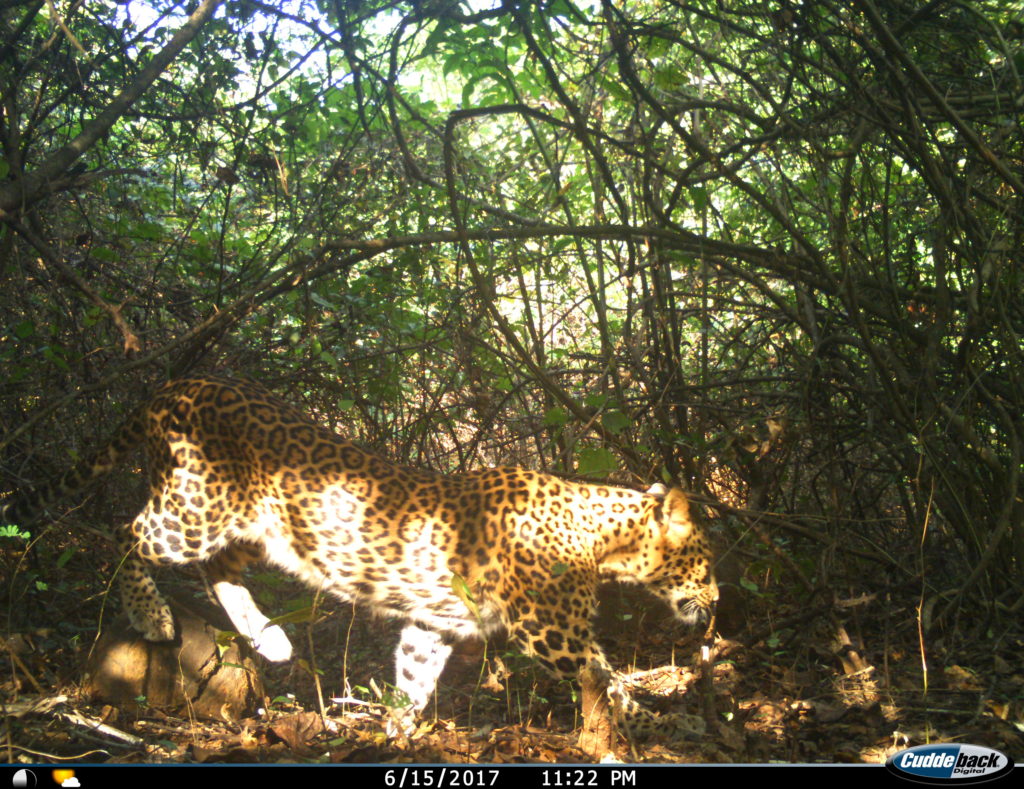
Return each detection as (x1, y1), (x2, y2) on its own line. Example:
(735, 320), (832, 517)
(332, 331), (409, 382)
(2, 559), (1022, 765)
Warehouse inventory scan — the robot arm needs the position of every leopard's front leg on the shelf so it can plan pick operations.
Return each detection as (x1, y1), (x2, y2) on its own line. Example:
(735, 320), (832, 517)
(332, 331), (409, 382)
(606, 674), (706, 741)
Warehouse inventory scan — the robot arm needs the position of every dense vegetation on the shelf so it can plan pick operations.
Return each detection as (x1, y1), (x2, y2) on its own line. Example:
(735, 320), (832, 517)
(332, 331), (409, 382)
(1, 0), (1021, 763)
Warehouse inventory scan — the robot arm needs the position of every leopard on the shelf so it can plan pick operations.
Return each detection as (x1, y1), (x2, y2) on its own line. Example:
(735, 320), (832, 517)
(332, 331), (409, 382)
(2, 375), (718, 739)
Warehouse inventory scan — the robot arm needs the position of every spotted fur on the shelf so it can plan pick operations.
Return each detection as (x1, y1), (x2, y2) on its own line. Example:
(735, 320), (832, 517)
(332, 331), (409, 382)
(2, 376), (717, 737)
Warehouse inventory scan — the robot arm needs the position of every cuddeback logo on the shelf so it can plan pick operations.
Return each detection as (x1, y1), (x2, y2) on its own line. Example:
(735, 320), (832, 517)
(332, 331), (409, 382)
(886, 744), (1014, 784)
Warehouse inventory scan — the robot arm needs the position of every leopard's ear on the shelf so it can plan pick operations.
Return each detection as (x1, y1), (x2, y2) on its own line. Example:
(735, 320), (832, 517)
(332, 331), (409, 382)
(661, 488), (694, 539)
(646, 483), (668, 498)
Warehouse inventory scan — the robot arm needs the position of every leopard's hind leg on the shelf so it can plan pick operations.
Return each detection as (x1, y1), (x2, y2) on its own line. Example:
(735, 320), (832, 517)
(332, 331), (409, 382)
(115, 521), (177, 642)
(116, 502), (287, 660)
(117, 514), (293, 662)
(206, 543), (293, 662)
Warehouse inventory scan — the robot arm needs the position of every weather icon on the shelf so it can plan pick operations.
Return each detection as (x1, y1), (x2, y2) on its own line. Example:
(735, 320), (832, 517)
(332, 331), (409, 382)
(12, 770), (36, 788)
(49, 772), (78, 788)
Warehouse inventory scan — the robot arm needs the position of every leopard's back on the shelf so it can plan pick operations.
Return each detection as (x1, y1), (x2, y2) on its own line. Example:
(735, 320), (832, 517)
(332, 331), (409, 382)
(124, 378), (483, 633)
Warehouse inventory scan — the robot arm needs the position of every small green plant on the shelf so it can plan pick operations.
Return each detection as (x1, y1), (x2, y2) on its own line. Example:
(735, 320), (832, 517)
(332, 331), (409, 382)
(374, 681), (412, 710)
(269, 694), (300, 712)
(215, 629), (246, 657)
(0, 524), (30, 540)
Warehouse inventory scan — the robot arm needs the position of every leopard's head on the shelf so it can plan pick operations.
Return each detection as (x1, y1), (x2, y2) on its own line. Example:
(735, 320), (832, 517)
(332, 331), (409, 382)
(646, 484), (718, 627)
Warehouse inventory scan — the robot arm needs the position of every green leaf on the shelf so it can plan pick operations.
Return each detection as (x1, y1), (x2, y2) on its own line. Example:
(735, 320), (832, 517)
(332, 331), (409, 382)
(577, 447), (618, 476)
(135, 221), (164, 240)
(451, 571), (480, 622)
(42, 347), (69, 372)
(297, 658), (324, 676)
(56, 547), (76, 568)
(216, 630), (244, 650)
(551, 562), (569, 577)
(601, 411), (630, 435)
(268, 606), (315, 625)
(462, 73), (492, 106)
(688, 185), (709, 211)
(543, 406), (569, 426)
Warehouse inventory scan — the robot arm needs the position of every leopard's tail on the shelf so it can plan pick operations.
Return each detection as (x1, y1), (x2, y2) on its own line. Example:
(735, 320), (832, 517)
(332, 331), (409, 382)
(1, 404), (149, 526)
